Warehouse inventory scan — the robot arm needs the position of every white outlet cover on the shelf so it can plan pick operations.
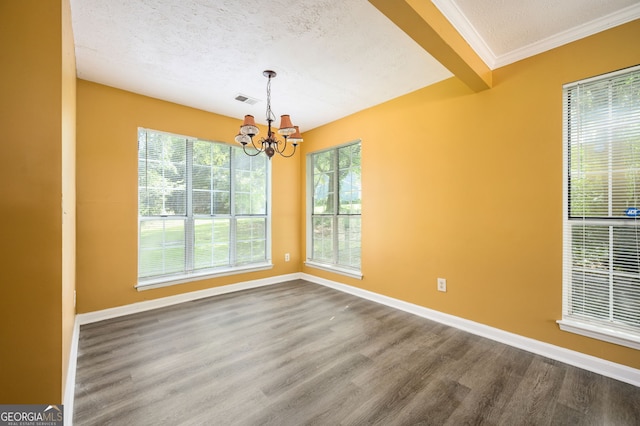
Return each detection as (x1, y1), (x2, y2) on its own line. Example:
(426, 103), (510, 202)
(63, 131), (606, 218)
(437, 278), (447, 292)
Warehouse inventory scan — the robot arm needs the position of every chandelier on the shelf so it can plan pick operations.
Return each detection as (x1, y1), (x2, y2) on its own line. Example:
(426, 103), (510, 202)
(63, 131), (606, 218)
(235, 70), (303, 159)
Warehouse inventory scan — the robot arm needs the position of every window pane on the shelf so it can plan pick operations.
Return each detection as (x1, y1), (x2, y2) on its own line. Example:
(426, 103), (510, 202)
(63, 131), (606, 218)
(235, 193), (250, 215)
(313, 150), (335, 214)
(338, 216), (361, 268)
(234, 149), (251, 170)
(571, 225), (609, 271)
(251, 186), (267, 215)
(193, 141), (231, 217)
(212, 143), (231, 167)
(339, 143), (362, 215)
(568, 72), (640, 219)
(193, 190), (212, 215)
(194, 218), (230, 269)
(613, 275), (640, 328)
(211, 143), (231, 193)
(167, 189), (186, 215)
(569, 172), (608, 217)
(569, 270), (609, 320)
(193, 140), (212, 166)
(138, 130), (187, 216)
(235, 170), (251, 193)
(139, 219), (185, 278)
(234, 150), (266, 215)
(571, 149), (640, 218)
(214, 167), (231, 192)
(193, 165), (211, 190)
(312, 216), (334, 263)
(612, 170), (640, 217)
(612, 226), (640, 274)
(236, 217), (266, 264)
(251, 240), (266, 260)
(213, 191), (230, 215)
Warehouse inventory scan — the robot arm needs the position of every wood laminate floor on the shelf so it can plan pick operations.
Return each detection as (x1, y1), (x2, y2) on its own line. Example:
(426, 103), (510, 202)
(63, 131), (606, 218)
(74, 280), (640, 425)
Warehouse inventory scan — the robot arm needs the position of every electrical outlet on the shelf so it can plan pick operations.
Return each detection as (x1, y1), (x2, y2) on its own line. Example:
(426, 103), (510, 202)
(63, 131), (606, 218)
(437, 278), (447, 292)
(285, 253), (290, 262)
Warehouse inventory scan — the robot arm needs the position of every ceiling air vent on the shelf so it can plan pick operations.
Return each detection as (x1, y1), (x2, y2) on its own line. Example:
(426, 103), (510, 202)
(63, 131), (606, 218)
(234, 94), (259, 105)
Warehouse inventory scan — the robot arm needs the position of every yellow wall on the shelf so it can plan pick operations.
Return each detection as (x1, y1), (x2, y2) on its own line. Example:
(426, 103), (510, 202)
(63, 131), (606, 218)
(0, 0), (75, 403)
(301, 20), (640, 370)
(76, 81), (301, 313)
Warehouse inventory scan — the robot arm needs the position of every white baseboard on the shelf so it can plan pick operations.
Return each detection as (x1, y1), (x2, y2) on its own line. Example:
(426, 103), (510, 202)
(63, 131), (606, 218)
(63, 316), (80, 426)
(65, 270), (639, 424)
(77, 273), (301, 325)
(301, 273), (640, 388)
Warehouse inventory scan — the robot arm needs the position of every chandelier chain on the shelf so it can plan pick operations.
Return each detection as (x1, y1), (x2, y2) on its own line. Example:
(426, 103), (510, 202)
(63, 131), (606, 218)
(266, 76), (275, 124)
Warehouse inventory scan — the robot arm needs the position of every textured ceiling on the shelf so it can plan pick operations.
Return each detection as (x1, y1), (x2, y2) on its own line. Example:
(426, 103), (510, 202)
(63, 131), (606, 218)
(70, 0), (640, 132)
(70, 0), (452, 132)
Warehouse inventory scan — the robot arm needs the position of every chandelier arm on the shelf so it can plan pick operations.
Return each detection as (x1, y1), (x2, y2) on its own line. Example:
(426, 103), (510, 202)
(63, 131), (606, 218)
(273, 136), (288, 154)
(249, 136), (263, 152)
(242, 138), (264, 157)
(272, 136), (299, 158)
(277, 144), (297, 158)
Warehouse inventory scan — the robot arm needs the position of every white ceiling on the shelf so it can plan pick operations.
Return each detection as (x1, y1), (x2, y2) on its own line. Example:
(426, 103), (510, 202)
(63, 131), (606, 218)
(70, 0), (640, 132)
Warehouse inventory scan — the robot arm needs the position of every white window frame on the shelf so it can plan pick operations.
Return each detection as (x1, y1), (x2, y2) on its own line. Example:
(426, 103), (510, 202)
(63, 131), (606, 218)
(305, 140), (362, 279)
(558, 65), (640, 350)
(137, 128), (272, 290)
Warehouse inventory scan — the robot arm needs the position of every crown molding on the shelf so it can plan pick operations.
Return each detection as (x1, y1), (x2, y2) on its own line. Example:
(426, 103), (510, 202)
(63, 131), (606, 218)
(431, 0), (496, 69)
(493, 3), (640, 68)
(432, 0), (640, 70)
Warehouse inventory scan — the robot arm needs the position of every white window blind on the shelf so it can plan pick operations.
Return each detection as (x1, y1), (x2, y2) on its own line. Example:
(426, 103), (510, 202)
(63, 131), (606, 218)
(138, 129), (270, 286)
(307, 141), (362, 276)
(138, 131), (188, 278)
(562, 65), (640, 347)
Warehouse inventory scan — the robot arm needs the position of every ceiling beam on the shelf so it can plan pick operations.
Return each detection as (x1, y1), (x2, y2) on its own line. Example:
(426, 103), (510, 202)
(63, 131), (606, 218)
(369, 0), (492, 91)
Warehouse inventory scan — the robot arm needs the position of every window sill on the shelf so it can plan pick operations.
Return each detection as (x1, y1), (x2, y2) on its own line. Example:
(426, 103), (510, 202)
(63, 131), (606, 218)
(557, 319), (640, 350)
(136, 262), (274, 291)
(304, 261), (363, 280)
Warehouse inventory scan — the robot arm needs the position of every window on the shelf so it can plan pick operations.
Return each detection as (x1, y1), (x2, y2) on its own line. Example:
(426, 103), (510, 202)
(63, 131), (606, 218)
(560, 65), (640, 349)
(138, 128), (270, 287)
(307, 141), (362, 278)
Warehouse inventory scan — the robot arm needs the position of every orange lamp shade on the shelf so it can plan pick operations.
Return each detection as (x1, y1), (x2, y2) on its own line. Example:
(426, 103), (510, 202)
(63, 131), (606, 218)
(243, 115), (256, 127)
(240, 115), (259, 136)
(288, 126), (303, 144)
(278, 115), (296, 135)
